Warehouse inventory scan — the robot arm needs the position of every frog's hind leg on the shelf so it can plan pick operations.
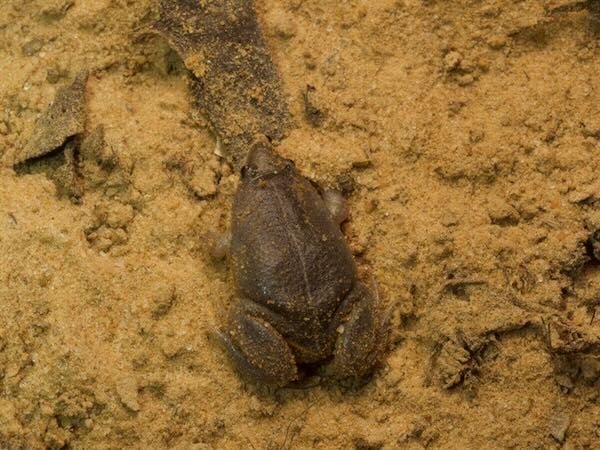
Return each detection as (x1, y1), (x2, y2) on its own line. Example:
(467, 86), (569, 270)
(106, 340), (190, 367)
(329, 281), (389, 379)
(215, 303), (298, 386)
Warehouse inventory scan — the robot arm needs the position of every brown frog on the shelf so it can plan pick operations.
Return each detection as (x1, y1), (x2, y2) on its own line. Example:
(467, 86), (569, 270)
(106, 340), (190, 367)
(215, 142), (388, 386)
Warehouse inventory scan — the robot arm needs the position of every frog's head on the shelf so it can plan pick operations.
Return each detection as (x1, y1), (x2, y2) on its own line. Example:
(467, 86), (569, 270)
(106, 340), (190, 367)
(243, 140), (292, 178)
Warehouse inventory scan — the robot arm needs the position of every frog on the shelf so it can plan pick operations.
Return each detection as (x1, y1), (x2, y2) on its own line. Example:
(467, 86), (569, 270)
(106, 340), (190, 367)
(214, 141), (388, 386)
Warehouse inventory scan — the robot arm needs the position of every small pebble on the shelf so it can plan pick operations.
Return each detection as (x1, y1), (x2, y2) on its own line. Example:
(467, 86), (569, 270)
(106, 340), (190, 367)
(21, 37), (45, 56)
(457, 74), (474, 86)
(265, 6), (297, 40)
(582, 119), (600, 139)
(116, 377), (140, 412)
(187, 166), (218, 199)
(150, 284), (176, 319)
(580, 355), (600, 382)
(444, 51), (462, 71)
(105, 203), (135, 229)
(365, 199), (379, 214)
(469, 129), (485, 143)
(549, 413), (570, 443)
(487, 34), (507, 50)
(448, 100), (466, 115)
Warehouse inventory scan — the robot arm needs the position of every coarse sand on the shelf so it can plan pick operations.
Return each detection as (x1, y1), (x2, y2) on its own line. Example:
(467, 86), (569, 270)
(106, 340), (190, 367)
(0, 1), (599, 449)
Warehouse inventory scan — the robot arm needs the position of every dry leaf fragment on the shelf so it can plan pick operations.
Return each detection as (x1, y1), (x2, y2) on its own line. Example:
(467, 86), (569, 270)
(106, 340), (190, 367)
(15, 70), (88, 165)
(154, 0), (293, 170)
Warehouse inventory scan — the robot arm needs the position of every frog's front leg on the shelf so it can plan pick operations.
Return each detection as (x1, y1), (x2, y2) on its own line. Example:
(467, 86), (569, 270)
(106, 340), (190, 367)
(215, 302), (298, 386)
(322, 189), (349, 225)
(329, 282), (388, 379)
(206, 231), (230, 261)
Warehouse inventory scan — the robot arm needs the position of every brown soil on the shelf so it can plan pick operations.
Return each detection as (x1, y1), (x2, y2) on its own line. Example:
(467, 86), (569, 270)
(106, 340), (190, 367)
(1, 1), (599, 449)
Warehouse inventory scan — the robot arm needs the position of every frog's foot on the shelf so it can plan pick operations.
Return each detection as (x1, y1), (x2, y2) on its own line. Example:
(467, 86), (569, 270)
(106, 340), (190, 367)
(329, 281), (388, 379)
(205, 231), (230, 261)
(215, 303), (298, 386)
(322, 189), (349, 225)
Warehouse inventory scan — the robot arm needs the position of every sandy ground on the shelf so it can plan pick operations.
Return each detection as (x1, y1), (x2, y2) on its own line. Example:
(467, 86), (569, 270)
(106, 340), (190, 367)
(1, 0), (600, 449)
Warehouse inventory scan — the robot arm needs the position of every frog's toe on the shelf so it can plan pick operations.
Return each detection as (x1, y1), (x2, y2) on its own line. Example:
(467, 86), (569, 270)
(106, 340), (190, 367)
(216, 306), (298, 386)
(330, 282), (388, 379)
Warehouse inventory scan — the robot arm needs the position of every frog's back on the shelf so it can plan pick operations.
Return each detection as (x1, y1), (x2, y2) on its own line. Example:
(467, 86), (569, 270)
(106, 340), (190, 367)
(231, 165), (356, 326)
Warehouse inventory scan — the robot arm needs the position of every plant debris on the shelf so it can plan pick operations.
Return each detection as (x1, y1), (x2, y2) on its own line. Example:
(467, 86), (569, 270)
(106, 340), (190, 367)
(14, 70), (88, 165)
(154, 0), (294, 170)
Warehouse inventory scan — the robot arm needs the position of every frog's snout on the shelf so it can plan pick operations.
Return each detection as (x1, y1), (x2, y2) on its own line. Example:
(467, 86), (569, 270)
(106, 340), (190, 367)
(244, 141), (285, 176)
